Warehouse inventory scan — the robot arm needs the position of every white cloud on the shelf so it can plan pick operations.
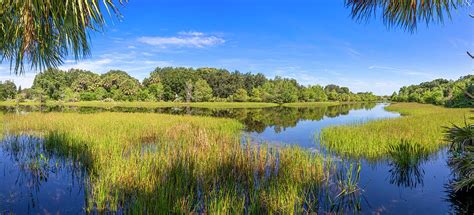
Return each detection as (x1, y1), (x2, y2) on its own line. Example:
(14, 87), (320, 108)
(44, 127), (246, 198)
(60, 58), (113, 73)
(138, 32), (225, 48)
(178, 31), (204, 36)
(0, 71), (36, 88)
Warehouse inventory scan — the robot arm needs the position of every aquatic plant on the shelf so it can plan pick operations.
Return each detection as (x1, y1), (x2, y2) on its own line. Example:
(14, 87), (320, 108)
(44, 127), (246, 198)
(320, 103), (472, 160)
(318, 160), (363, 214)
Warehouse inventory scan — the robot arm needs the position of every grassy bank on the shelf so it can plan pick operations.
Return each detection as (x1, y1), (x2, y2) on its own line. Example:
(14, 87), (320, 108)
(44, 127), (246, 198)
(320, 103), (473, 160)
(2, 112), (326, 213)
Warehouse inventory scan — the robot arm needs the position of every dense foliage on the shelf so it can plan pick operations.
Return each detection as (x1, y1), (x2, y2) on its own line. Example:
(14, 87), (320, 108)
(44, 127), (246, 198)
(11, 67), (379, 103)
(391, 75), (474, 108)
(0, 80), (17, 101)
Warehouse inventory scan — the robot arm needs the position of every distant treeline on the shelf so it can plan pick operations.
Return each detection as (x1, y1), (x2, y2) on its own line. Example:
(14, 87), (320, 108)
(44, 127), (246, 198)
(390, 75), (473, 108)
(7, 67), (379, 103)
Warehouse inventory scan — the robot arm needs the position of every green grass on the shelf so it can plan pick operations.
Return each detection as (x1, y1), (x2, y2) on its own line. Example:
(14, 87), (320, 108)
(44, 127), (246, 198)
(3, 112), (326, 213)
(320, 103), (473, 160)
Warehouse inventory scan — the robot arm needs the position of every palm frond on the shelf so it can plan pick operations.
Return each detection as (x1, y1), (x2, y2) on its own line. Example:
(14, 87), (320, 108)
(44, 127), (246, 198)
(345, 0), (468, 32)
(0, 0), (126, 74)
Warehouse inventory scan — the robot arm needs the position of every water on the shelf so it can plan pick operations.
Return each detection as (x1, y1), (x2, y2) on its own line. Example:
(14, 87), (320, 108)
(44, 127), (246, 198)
(0, 136), (88, 214)
(0, 103), (471, 214)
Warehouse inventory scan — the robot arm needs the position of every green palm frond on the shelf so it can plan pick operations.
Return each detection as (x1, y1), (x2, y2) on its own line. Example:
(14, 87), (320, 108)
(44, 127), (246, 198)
(0, 0), (126, 74)
(345, 0), (468, 31)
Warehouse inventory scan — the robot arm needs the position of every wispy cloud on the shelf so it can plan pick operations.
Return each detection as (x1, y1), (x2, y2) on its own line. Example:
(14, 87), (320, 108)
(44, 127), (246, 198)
(368, 65), (434, 78)
(137, 31), (225, 48)
(346, 47), (362, 57)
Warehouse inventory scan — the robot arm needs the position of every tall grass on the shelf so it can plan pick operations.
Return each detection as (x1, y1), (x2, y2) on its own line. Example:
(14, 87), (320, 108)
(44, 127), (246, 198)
(3, 112), (326, 213)
(320, 103), (473, 160)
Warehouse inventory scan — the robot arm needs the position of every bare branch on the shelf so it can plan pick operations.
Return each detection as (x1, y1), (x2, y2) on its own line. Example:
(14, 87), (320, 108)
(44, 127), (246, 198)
(468, 51), (474, 59)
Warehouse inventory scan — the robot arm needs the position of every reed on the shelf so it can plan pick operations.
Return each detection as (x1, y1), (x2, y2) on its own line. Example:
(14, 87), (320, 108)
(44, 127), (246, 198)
(3, 112), (326, 213)
(320, 103), (473, 160)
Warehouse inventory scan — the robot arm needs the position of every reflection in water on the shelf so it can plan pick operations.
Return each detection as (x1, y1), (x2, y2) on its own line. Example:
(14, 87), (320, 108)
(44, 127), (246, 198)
(387, 140), (428, 189)
(317, 161), (364, 214)
(445, 184), (474, 214)
(0, 103), (377, 134)
(0, 135), (88, 214)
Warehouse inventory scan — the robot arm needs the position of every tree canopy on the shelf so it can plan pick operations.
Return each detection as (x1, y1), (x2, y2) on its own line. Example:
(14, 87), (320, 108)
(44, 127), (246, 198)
(391, 75), (474, 107)
(6, 67), (381, 103)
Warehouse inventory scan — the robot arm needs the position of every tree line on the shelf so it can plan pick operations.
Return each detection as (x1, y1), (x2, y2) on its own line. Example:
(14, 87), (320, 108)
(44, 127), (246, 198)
(7, 67), (379, 103)
(390, 75), (473, 108)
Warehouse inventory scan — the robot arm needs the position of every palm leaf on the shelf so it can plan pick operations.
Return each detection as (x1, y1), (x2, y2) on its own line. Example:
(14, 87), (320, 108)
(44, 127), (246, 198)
(0, 0), (127, 74)
(345, 0), (467, 32)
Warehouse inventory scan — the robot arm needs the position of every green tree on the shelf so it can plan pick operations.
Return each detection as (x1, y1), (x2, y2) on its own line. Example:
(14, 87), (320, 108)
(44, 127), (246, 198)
(137, 89), (154, 101)
(94, 87), (108, 100)
(193, 79), (213, 102)
(79, 91), (97, 101)
(250, 87), (263, 102)
(100, 70), (141, 101)
(31, 68), (67, 100)
(232, 88), (249, 102)
(0, 80), (17, 100)
(71, 70), (101, 92)
(61, 88), (79, 102)
(147, 83), (164, 101)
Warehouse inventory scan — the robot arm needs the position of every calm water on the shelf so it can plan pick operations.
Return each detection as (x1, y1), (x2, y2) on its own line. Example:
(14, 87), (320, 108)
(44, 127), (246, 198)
(0, 103), (471, 214)
(0, 136), (88, 214)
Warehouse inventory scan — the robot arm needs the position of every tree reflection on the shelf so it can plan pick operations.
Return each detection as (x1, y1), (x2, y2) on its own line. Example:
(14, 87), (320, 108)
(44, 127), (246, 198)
(0, 103), (378, 134)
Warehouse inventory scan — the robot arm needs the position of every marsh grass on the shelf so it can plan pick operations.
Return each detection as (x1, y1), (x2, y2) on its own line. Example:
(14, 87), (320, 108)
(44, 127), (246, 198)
(317, 160), (363, 214)
(320, 103), (473, 160)
(2, 112), (328, 213)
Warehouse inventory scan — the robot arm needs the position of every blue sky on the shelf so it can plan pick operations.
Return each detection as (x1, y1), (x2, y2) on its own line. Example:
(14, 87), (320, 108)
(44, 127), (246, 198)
(1, 0), (473, 95)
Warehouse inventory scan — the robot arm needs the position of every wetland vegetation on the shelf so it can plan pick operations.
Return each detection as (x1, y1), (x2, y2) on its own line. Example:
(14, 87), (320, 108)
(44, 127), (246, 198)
(0, 0), (473, 214)
(1, 111), (329, 213)
(320, 103), (472, 160)
(0, 101), (472, 213)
